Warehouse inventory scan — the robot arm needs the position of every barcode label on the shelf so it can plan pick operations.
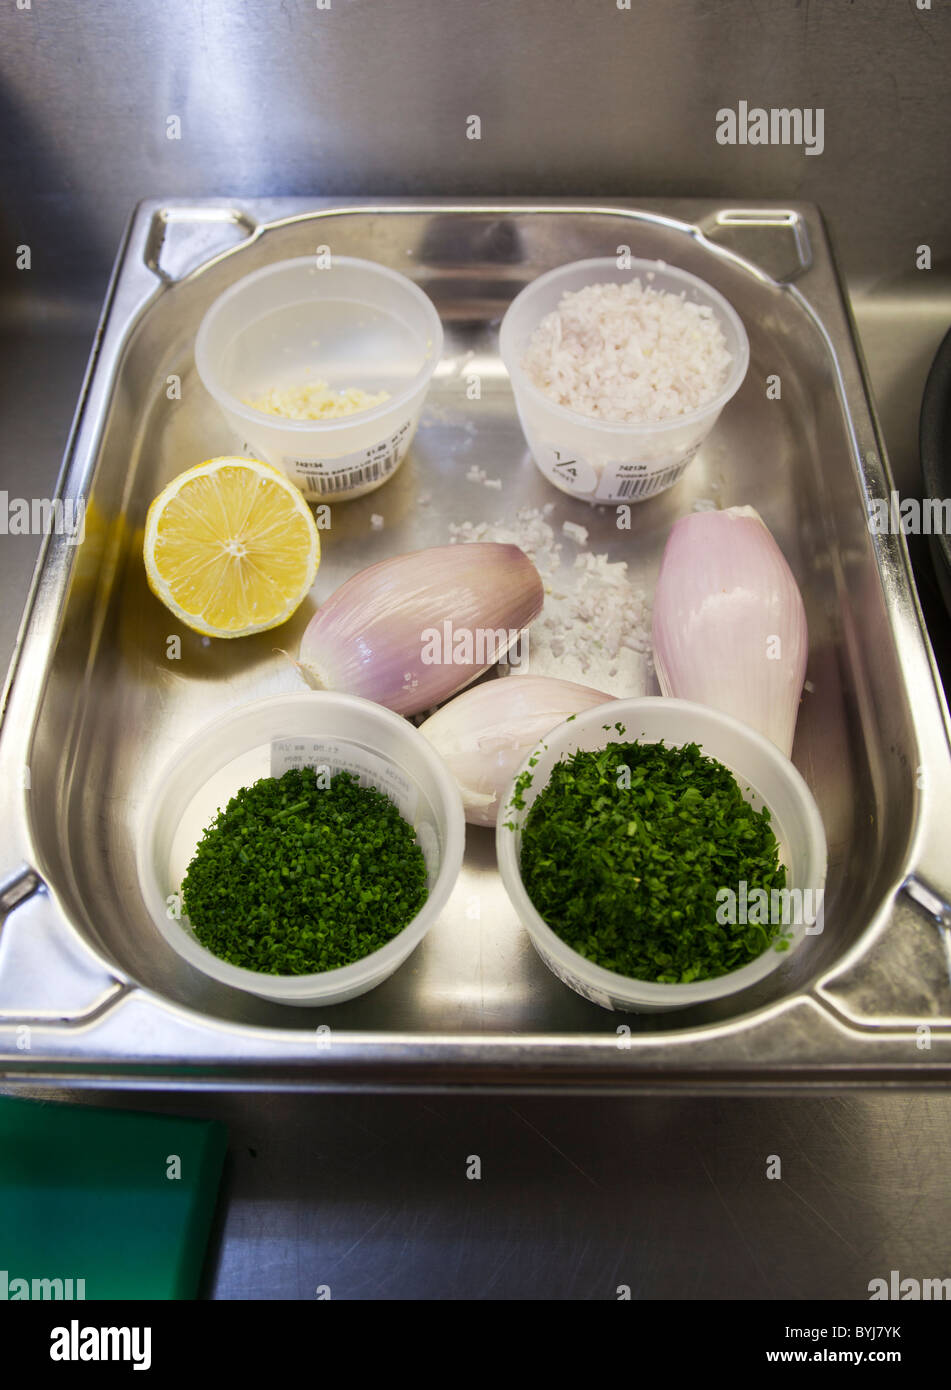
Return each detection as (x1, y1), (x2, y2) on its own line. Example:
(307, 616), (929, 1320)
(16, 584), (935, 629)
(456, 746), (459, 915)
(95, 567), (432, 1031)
(595, 444), (701, 502)
(270, 737), (418, 822)
(536, 439), (701, 504)
(614, 462), (689, 499)
(298, 456), (393, 497)
(284, 416), (413, 498)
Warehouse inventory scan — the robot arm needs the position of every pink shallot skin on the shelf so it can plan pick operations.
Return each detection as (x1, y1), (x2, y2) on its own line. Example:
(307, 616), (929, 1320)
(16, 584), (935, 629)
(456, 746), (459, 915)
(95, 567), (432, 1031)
(299, 543), (544, 718)
(651, 506), (808, 758)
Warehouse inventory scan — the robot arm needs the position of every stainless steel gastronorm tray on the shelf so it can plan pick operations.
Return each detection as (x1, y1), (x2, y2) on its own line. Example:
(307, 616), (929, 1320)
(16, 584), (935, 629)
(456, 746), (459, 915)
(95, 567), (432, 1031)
(2, 198), (950, 1092)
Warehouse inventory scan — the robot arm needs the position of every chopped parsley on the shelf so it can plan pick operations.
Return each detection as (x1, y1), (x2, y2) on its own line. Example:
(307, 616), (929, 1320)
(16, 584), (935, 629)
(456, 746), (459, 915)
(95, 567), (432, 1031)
(181, 767), (428, 975)
(517, 739), (786, 984)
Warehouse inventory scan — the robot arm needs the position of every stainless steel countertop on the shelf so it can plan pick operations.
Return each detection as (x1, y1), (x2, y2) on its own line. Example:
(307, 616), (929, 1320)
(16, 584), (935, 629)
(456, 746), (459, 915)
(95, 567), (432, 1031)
(2, 275), (950, 1298)
(10, 1084), (951, 1300)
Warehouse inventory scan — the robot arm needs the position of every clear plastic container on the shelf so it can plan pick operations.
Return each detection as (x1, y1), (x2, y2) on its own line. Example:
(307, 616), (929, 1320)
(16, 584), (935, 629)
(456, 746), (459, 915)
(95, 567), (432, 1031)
(195, 256), (443, 501)
(499, 257), (749, 505)
(496, 697), (827, 1013)
(136, 692), (466, 1006)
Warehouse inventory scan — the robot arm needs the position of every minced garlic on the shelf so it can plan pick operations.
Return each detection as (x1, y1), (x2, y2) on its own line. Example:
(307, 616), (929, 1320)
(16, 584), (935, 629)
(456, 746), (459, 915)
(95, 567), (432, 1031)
(246, 379), (390, 420)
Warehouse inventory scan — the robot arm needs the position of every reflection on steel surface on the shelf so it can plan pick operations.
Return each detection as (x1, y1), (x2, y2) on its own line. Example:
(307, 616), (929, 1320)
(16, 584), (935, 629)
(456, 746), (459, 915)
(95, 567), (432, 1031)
(0, 200), (949, 1088)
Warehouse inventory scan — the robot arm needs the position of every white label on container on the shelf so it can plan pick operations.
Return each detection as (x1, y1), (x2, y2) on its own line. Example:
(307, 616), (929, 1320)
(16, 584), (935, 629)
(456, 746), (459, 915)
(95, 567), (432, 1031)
(593, 447), (700, 503)
(534, 446), (599, 497)
(270, 737), (418, 824)
(283, 417), (413, 498)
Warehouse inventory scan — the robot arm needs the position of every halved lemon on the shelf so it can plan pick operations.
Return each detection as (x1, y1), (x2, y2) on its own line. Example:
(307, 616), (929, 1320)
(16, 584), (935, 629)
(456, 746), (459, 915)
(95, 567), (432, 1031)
(143, 457), (320, 638)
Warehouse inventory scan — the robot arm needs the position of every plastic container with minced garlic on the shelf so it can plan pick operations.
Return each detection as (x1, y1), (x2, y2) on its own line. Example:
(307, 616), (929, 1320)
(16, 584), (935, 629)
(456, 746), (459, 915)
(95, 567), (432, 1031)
(195, 256), (443, 502)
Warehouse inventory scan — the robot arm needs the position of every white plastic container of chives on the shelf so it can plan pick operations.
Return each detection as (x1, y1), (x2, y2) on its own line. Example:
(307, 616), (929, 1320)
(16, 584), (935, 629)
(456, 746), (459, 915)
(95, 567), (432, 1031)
(499, 257), (749, 504)
(496, 697), (826, 1014)
(195, 256), (443, 501)
(137, 692), (465, 1006)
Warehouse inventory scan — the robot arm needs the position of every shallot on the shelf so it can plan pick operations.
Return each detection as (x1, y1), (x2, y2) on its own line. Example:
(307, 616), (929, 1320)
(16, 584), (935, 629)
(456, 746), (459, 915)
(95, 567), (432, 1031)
(419, 675), (614, 826)
(298, 543), (544, 718)
(651, 506), (808, 757)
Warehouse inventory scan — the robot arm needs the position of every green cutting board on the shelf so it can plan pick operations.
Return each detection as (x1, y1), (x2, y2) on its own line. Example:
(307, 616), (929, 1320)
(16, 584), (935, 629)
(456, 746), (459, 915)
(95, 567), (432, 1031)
(0, 1096), (227, 1300)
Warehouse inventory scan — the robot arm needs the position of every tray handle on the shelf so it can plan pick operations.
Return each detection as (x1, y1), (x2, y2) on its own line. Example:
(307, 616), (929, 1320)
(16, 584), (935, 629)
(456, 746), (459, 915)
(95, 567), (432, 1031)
(144, 204), (258, 282)
(699, 207), (813, 284)
(902, 874), (951, 985)
(0, 867), (128, 1028)
(0, 863), (42, 917)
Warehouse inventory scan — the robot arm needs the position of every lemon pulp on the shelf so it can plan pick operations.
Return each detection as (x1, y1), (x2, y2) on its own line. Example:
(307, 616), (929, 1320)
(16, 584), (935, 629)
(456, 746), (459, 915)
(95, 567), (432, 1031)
(143, 457), (320, 638)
